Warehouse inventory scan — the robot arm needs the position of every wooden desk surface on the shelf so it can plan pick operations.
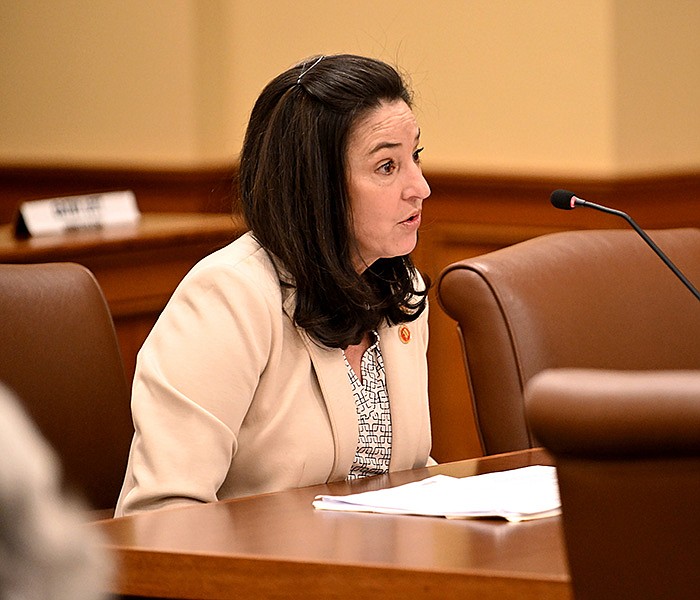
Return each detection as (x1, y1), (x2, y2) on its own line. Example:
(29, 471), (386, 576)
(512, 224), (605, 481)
(94, 448), (571, 600)
(0, 212), (243, 263)
(0, 211), (246, 317)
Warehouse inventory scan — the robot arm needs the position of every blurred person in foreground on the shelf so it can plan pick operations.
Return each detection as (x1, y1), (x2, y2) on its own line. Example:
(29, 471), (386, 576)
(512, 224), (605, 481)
(116, 54), (434, 517)
(0, 383), (111, 599)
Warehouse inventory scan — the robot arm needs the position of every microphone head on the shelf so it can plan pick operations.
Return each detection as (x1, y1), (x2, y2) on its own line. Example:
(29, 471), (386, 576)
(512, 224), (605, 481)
(550, 189), (578, 210)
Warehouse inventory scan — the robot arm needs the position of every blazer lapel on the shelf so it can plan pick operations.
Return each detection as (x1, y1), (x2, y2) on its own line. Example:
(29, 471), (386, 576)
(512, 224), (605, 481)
(282, 289), (357, 481)
(381, 321), (429, 470)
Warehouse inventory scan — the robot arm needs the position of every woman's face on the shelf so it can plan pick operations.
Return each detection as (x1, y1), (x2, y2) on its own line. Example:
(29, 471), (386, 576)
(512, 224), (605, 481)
(345, 99), (431, 272)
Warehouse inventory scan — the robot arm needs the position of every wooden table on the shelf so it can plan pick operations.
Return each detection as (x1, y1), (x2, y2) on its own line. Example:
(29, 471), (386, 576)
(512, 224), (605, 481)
(94, 448), (571, 599)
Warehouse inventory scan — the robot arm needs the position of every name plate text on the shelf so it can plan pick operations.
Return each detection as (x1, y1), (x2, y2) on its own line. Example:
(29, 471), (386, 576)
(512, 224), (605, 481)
(16, 190), (141, 237)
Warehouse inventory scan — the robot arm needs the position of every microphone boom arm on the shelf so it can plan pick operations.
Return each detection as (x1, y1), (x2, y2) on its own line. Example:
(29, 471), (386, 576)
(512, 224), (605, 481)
(577, 198), (700, 302)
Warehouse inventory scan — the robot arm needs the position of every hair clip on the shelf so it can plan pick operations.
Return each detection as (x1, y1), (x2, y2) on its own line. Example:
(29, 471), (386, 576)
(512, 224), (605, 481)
(296, 55), (325, 85)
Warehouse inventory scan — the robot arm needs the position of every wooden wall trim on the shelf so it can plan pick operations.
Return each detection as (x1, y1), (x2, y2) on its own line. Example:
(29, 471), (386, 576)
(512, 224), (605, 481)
(425, 170), (700, 230)
(0, 165), (237, 224)
(2, 164), (698, 228)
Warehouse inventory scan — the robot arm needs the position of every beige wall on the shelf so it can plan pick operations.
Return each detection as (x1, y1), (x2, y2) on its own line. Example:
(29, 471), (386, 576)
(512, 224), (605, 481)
(614, 0), (700, 174)
(1, 1), (699, 177)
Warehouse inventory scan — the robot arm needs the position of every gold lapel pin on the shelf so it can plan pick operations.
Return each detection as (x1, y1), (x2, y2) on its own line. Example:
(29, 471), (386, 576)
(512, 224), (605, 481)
(399, 324), (411, 344)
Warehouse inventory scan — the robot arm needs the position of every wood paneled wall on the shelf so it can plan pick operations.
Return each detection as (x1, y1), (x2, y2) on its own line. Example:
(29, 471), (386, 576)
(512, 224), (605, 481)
(2, 166), (699, 462)
(0, 165), (237, 224)
(5, 165), (698, 227)
(417, 172), (700, 461)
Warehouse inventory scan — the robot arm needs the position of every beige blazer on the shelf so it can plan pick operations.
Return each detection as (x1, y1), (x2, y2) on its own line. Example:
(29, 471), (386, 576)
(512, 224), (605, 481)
(115, 232), (432, 516)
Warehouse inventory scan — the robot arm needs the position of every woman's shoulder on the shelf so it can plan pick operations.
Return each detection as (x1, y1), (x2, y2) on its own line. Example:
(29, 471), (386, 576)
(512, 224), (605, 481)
(187, 231), (277, 282)
(195, 230), (265, 267)
(170, 231), (284, 307)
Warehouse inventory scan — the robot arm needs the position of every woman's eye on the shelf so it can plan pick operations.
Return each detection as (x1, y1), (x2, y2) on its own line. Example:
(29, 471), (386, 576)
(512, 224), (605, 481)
(379, 160), (396, 175)
(413, 147), (424, 162)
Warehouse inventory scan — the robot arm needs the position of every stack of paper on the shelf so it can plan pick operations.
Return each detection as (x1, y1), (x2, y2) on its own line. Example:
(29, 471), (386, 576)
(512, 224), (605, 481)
(313, 465), (560, 523)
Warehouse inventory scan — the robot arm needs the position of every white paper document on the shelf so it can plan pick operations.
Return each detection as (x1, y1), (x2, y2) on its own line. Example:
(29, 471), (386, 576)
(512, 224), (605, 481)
(313, 465), (561, 523)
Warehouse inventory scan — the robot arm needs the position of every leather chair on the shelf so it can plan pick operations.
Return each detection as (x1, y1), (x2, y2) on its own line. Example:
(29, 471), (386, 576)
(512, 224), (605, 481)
(436, 227), (700, 455)
(525, 368), (700, 600)
(0, 262), (133, 517)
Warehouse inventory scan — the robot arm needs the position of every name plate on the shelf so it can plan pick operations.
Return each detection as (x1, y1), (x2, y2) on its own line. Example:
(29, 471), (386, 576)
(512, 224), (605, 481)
(16, 190), (141, 237)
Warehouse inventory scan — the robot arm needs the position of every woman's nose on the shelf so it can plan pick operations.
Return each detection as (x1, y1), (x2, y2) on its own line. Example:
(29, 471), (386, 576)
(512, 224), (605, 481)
(404, 165), (431, 202)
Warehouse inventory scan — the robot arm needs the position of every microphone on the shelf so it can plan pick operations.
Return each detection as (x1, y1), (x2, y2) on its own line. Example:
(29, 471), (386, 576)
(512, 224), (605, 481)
(550, 189), (700, 302)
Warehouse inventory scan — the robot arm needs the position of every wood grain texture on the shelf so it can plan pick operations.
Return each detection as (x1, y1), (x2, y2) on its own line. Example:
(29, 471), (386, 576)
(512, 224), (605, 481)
(96, 449), (570, 600)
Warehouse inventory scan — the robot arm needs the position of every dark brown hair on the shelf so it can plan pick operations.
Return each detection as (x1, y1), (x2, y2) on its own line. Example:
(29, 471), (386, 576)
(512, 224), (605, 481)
(238, 54), (429, 348)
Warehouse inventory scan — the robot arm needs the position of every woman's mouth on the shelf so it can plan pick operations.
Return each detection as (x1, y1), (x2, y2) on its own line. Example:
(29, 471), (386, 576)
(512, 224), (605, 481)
(400, 212), (421, 227)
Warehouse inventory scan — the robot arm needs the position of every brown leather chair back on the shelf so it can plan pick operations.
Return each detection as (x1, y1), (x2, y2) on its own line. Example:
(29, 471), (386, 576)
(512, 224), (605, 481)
(0, 262), (133, 514)
(525, 368), (700, 600)
(437, 228), (700, 454)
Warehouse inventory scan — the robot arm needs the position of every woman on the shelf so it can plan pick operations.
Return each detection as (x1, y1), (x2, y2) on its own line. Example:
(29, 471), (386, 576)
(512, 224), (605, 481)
(115, 54), (433, 517)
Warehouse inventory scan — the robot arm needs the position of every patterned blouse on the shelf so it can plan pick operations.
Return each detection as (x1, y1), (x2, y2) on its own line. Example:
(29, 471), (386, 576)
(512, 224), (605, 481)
(343, 331), (392, 479)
